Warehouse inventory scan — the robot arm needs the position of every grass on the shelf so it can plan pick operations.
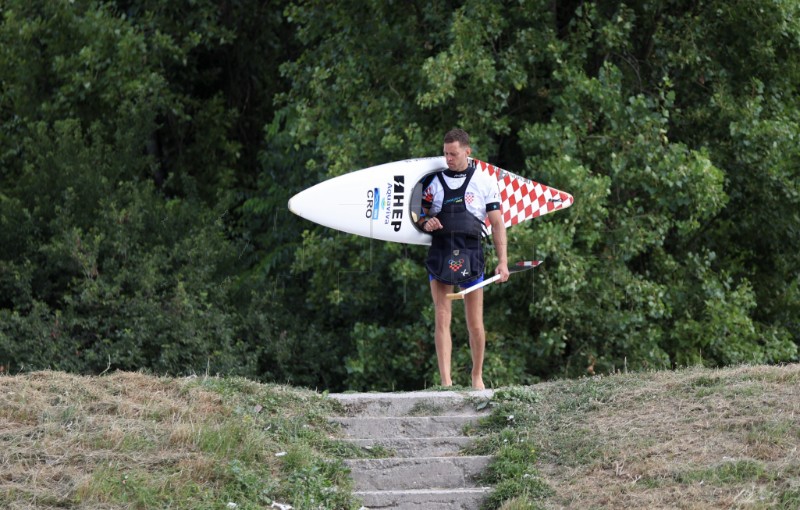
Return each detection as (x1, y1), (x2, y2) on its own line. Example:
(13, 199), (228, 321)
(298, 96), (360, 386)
(1, 364), (799, 509)
(0, 371), (365, 509)
(466, 363), (800, 509)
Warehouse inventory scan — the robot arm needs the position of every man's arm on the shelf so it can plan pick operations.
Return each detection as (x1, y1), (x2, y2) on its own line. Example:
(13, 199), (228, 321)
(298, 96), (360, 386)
(419, 177), (443, 232)
(487, 210), (509, 282)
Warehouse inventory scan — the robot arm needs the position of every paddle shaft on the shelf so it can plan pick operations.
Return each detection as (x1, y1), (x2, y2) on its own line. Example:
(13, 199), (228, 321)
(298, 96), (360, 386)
(446, 274), (502, 300)
(445, 260), (542, 300)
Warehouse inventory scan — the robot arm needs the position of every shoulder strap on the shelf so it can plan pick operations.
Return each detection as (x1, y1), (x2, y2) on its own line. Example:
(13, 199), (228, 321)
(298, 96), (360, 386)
(437, 166), (476, 191)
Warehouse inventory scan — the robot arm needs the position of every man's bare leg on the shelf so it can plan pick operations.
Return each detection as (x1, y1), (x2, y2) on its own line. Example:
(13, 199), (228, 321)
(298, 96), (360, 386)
(430, 279), (453, 386)
(464, 288), (485, 390)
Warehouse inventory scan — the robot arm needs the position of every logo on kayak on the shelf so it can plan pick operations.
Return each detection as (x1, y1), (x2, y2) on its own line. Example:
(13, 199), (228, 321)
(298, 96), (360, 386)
(384, 176), (404, 232)
(365, 187), (380, 220)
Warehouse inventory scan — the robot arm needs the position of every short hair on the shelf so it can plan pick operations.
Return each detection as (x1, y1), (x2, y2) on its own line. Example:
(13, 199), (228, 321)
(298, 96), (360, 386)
(443, 129), (470, 147)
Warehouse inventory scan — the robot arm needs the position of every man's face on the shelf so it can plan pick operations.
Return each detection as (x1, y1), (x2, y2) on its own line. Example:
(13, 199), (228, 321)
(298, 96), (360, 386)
(443, 141), (471, 172)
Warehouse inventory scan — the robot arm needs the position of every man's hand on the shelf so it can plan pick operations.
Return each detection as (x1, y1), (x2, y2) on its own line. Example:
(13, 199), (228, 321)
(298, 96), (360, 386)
(495, 261), (510, 282)
(423, 217), (443, 232)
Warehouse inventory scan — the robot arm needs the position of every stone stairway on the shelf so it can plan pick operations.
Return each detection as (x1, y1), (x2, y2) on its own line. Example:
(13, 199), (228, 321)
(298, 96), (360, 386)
(329, 390), (494, 510)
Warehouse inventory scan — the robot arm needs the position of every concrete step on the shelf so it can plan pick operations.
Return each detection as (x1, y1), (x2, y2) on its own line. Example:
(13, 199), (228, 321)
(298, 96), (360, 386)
(344, 456), (491, 491)
(332, 415), (480, 440)
(355, 487), (491, 510)
(329, 391), (496, 509)
(346, 436), (475, 457)
(329, 390), (493, 417)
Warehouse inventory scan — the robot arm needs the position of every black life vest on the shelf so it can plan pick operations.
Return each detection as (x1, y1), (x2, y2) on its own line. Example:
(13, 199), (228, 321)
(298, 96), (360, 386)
(425, 167), (485, 285)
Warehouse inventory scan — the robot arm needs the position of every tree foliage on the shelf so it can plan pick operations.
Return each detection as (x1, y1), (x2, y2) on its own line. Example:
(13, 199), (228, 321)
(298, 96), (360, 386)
(0, 0), (283, 377)
(1, 0), (797, 389)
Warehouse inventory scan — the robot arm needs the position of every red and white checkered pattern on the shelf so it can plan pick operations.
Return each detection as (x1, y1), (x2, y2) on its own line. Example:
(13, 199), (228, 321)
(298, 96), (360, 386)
(474, 159), (574, 229)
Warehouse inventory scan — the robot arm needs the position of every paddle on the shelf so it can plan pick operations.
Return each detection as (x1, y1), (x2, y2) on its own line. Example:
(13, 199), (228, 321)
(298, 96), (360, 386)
(446, 260), (542, 300)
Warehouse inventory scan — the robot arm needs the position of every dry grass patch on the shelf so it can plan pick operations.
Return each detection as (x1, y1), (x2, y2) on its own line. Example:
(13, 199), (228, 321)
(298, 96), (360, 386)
(1, 370), (360, 509)
(527, 364), (800, 509)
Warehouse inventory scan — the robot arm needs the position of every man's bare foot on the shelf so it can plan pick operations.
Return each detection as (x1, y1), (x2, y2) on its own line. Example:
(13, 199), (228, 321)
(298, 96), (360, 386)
(471, 376), (485, 390)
